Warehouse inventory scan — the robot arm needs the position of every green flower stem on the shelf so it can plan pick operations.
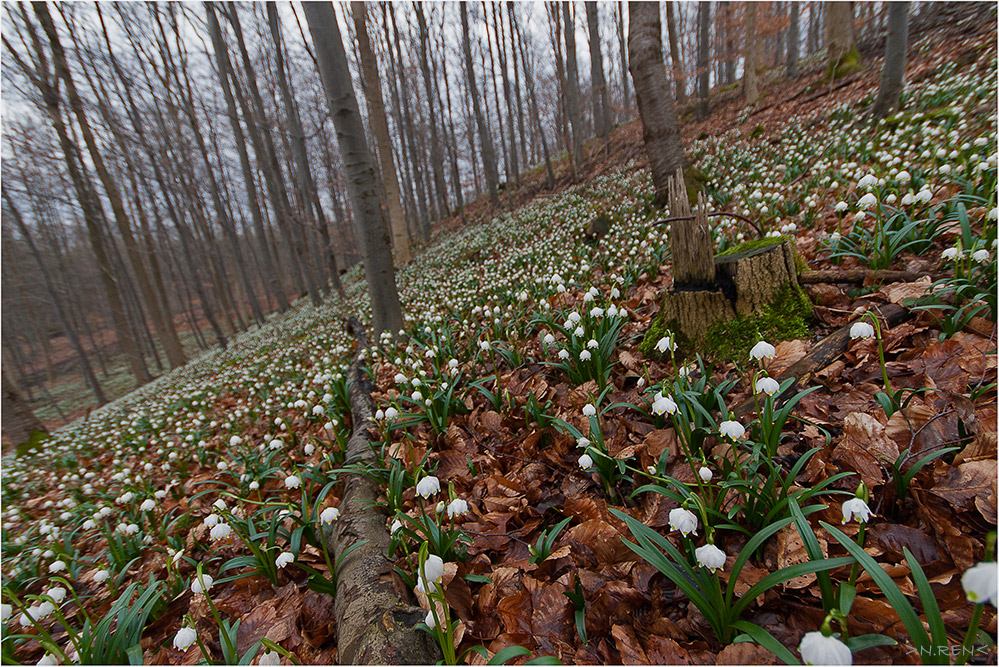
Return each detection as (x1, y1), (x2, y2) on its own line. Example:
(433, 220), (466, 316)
(867, 312), (896, 402)
(3, 590), (69, 663)
(956, 533), (996, 665)
(847, 523), (868, 589)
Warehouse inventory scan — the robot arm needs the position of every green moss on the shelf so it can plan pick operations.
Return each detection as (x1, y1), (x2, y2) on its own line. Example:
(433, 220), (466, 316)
(703, 282), (812, 362)
(716, 235), (808, 273)
(639, 315), (693, 359)
(15, 429), (49, 458)
(826, 44), (862, 80)
(749, 124), (765, 139)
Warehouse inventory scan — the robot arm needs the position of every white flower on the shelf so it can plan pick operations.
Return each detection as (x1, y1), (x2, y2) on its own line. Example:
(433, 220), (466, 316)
(857, 193), (877, 210)
(972, 249), (991, 263)
(191, 572), (214, 595)
(416, 476), (440, 499)
(695, 543), (727, 572)
(320, 507), (340, 523)
(447, 498), (469, 518)
(139, 499), (156, 512)
(896, 170), (911, 182)
(229, 435), (242, 447)
(841, 498), (873, 524)
(582, 404), (596, 417)
(849, 322), (875, 339)
(942, 246), (960, 260)
(390, 519), (403, 534)
(834, 201), (849, 213)
(557, 349), (570, 360)
(415, 553), (445, 594)
(652, 395), (677, 416)
(258, 650), (281, 666)
(755, 377), (780, 396)
(799, 631), (852, 665)
(173, 626), (198, 651)
(48, 560), (66, 574)
(210, 522), (232, 540)
(284, 475), (301, 489)
(0, 604), (11, 622)
(479, 340), (491, 351)
(36, 654), (57, 666)
(275, 552), (295, 569)
(543, 333), (555, 345)
(304, 444), (315, 456)
(579, 350), (592, 361)
(719, 420), (745, 440)
(655, 336), (676, 353)
(668, 508), (698, 537)
(424, 609), (437, 629)
(749, 341), (776, 360)
(857, 173), (878, 190)
(586, 338), (599, 349)
(249, 481), (260, 491)
(961, 561), (997, 606)
(45, 587), (66, 604)
(698, 466), (713, 483)
(577, 453), (593, 469)
(204, 514), (220, 528)
(93, 570), (110, 584)
(900, 192), (916, 206)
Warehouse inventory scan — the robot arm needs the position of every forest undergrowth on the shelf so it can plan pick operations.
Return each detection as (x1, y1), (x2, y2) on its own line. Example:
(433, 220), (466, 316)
(2, 12), (997, 667)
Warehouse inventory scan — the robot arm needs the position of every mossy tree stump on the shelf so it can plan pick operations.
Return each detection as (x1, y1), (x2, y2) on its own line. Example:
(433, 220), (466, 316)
(644, 170), (805, 358)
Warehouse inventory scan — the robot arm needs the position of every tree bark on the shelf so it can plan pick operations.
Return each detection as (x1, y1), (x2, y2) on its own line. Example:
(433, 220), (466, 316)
(585, 1), (610, 140)
(787, 1), (800, 77)
(870, 2), (909, 119)
(562, 1), (585, 172)
(744, 2), (759, 105)
(507, 3), (529, 170)
(304, 1), (404, 336)
(415, 4), (450, 221)
(617, 1), (630, 118)
(628, 2), (687, 210)
(2, 370), (47, 448)
(513, 7), (555, 189)
(352, 2), (411, 265)
(825, 1), (857, 77)
(461, 3), (501, 208)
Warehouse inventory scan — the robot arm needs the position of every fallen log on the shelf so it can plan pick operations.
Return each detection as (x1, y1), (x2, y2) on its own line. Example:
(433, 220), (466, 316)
(799, 269), (941, 284)
(325, 317), (440, 664)
(733, 303), (911, 419)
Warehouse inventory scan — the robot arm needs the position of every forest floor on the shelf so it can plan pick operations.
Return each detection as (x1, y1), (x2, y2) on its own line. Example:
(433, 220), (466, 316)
(2, 4), (997, 666)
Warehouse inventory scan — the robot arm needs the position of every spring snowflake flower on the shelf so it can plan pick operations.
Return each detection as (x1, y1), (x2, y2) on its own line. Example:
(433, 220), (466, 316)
(36, 654), (58, 666)
(558, 349), (570, 360)
(749, 341), (776, 361)
(0, 604), (10, 622)
(577, 453), (593, 469)
(275, 552), (295, 569)
(447, 498), (469, 518)
(834, 201), (849, 213)
(973, 249), (991, 263)
(415, 554), (445, 594)
(48, 560), (66, 574)
(849, 322), (875, 339)
(695, 544), (726, 572)
(229, 436), (242, 447)
(416, 476), (441, 499)
(582, 404), (596, 417)
(543, 333), (555, 344)
(390, 519), (403, 534)
(173, 626), (198, 652)
(321, 507), (340, 523)
(961, 561), (997, 606)
(210, 523), (232, 540)
(857, 174), (878, 190)
(93, 569), (110, 584)
(655, 336), (676, 353)
(941, 246), (960, 260)
(45, 587), (66, 604)
(587, 339), (599, 349)
(140, 499), (156, 512)
(857, 193), (878, 209)
(755, 377), (780, 396)
(191, 573), (214, 595)
(799, 631), (852, 665)
(841, 498), (873, 524)
(259, 651), (281, 666)
(698, 466), (713, 483)
(719, 420), (745, 440)
(668, 508), (698, 537)
(652, 395), (678, 416)
(284, 475), (301, 489)
(424, 609), (438, 629)
(579, 350), (592, 361)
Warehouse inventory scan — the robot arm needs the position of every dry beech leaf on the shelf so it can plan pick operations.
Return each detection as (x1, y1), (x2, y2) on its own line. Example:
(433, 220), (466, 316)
(929, 459), (997, 518)
(611, 624), (649, 665)
(833, 412), (899, 486)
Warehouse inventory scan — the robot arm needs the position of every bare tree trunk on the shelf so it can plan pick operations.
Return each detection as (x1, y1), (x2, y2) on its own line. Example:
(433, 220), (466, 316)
(507, 3), (529, 170)
(628, 1), (688, 210)
(617, 1), (630, 118)
(4, 191), (106, 405)
(35, 4), (187, 371)
(665, 2), (687, 105)
(437, 10), (465, 221)
(351, 2), (411, 265)
(787, 1), (800, 77)
(825, 1), (858, 78)
(2, 370), (47, 448)
(871, 2), (909, 119)
(461, 2), (501, 207)
(304, 1), (404, 336)
(513, 7), (555, 189)
(548, 2), (575, 180)
(414, 3), (449, 221)
(494, 3), (520, 187)
(562, 1), (585, 172)
(744, 2), (760, 106)
(585, 1), (610, 140)
(696, 1), (711, 120)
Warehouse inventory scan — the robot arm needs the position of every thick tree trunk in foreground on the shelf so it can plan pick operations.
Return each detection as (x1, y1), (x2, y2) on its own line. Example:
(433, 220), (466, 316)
(871, 2), (909, 119)
(305, 1), (403, 336)
(352, 1), (411, 266)
(628, 2), (687, 210)
(2, 370), (47, 449)
(322, 319), (440, 665)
